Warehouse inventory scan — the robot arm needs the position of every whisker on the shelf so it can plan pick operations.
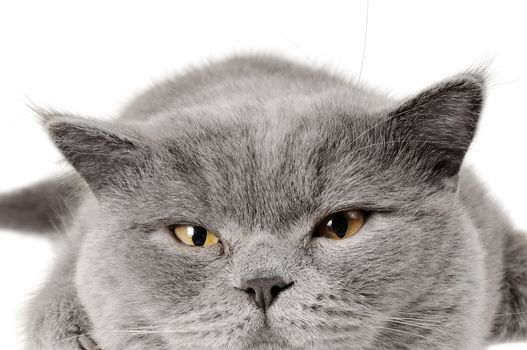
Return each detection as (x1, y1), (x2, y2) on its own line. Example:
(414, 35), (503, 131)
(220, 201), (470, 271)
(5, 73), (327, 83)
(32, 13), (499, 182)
(279, 33), (312, 63)
(357, 0), (370, 84)
(367, 324), (431, 341)
(347, 105), (415, 149)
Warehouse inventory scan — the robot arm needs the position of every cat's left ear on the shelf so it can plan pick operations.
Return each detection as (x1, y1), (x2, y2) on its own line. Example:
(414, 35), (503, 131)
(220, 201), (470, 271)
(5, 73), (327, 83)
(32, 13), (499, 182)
(386, 72), (485, 180)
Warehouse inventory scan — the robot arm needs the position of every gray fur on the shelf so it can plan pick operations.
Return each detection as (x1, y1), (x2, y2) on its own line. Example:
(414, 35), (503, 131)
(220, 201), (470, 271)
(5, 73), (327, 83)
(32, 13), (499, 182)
(0, 176), (82, 233)
(2, 55), (526, 349)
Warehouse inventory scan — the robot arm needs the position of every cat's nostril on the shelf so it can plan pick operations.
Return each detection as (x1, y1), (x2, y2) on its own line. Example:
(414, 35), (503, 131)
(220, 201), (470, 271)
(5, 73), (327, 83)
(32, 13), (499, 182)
(239, 277), (292, 311)
(271, 282), (293, 297)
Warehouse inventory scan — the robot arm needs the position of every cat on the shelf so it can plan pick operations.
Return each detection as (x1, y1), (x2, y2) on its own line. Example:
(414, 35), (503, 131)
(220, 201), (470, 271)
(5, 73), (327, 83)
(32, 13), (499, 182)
(0, 54), (526, 350)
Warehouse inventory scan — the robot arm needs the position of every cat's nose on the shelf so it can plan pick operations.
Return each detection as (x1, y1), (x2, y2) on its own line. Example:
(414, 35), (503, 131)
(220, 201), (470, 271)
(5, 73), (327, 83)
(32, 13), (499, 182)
(240, 277), (293, 311)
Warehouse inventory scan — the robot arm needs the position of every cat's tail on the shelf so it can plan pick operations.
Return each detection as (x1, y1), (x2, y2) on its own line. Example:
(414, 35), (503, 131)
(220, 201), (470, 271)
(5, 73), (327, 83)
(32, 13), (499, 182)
(0, 175), (83, 235)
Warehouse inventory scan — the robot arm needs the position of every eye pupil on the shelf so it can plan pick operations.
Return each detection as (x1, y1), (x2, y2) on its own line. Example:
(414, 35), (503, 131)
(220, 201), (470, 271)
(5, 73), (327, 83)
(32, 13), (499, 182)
(328, 213), (348, 238)
(191, 226), (208, 246)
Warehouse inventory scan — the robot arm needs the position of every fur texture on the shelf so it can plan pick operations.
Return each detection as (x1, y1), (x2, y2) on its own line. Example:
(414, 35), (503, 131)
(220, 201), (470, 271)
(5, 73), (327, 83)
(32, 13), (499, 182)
(1, 55), (526, 349)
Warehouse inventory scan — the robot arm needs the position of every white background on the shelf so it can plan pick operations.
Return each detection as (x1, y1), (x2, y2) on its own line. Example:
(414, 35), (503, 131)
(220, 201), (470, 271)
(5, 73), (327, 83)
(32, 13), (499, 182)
(0, 1), (526, 348)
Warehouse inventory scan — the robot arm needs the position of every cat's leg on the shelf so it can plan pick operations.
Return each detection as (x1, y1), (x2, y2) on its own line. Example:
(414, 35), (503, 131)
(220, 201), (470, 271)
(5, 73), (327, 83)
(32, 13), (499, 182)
(0, 175), (95, 348)
(490, 229), (527, 342)
(77, 335), (101, 350)
(25, 249), (99, 350)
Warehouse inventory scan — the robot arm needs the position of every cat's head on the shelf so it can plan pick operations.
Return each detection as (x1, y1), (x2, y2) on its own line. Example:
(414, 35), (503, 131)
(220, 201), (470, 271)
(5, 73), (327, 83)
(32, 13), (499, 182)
(46, 73), (486, 349)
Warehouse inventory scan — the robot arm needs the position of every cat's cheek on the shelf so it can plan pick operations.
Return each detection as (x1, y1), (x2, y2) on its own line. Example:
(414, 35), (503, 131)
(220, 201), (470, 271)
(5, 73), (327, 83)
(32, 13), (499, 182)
(307, 215), (421, 307)
(88, 227), (226, 304)
(308, 227), (373, 283)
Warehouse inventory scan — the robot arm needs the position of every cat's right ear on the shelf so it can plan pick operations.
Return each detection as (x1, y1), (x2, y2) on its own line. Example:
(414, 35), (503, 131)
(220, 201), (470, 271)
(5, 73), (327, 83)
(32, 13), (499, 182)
(43, 113), (148, 196)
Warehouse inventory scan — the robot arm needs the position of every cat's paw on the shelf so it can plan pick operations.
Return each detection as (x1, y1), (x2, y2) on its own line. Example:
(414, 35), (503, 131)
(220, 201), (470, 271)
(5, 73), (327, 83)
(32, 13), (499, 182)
(77, 335), (101, 350)
(26, 266), (97, 350)
(28, 323), (98, 350)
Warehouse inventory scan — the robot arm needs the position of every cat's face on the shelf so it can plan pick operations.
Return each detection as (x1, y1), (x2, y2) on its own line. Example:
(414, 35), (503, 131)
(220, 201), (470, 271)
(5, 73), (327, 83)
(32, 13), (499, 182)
(50, 74), (486, 349)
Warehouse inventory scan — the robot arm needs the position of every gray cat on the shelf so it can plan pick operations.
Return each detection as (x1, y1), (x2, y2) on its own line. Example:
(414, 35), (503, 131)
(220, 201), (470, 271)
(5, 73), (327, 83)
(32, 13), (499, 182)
(1, 55), (526, 349)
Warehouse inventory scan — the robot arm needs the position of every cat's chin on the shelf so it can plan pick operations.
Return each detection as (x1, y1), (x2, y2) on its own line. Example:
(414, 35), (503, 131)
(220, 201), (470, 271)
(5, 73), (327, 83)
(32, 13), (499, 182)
(242, 325), (294, 350)
(240, 313), (338, 349)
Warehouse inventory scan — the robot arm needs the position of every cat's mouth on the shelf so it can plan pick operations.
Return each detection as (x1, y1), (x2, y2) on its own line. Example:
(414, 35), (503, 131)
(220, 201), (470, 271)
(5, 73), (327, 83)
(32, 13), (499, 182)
(245, 326), (291, 348)
(242, 306), (307, 348)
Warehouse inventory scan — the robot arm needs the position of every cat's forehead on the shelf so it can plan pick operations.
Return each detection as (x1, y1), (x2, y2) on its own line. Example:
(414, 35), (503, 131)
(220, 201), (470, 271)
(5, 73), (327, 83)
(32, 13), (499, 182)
(137, 110), (412, 230)
(154, 100), (372, 151)
(155, 105), (372, 184)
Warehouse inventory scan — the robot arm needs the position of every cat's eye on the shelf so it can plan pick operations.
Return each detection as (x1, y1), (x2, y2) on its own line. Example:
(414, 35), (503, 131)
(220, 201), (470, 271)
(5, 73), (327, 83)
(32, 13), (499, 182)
(317, 210), (365, 240)
(173, 225), (219, 247)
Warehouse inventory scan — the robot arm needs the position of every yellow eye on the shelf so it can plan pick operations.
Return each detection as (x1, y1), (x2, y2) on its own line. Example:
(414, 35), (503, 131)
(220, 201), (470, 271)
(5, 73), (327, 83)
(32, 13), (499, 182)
(173, 225), (219, 247)
(317, 210), (365, 240)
